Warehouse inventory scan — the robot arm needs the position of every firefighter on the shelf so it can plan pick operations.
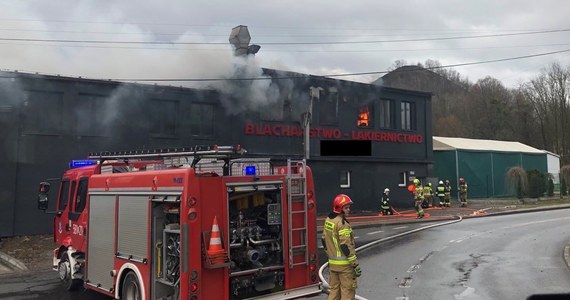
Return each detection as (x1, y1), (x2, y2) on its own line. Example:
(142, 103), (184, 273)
(322, 194), (360, 300)
(459, 178), (468, 207)
(423, 182), (433, 208)
(436, 180), (446, 207)
(380, 188), (392, 215)
(443, 179), (452, 207)
(412, 179), (424, 218)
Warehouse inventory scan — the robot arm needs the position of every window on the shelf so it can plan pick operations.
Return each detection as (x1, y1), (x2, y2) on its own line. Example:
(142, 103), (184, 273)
(74, 178), (88, 213)
(379, 99), (393, 129)
(340, 171), (351, 188)
(77, 94), (107, 136)
(399, 172), (408, 187)
(22, 90), (63, 135)
(58, 180), (70, 211)
(190, 103), (215, 137)
(401, 101), (416, 130)
(319, 91), (338, 125)
(357, 104), (373, 128)
(150, 99), (178, 137)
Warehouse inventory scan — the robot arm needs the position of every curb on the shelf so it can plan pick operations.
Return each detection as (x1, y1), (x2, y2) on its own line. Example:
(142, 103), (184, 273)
(0, 251), (28, 272)
(564, 242), (570, 270)
(317, 204), (570, 232)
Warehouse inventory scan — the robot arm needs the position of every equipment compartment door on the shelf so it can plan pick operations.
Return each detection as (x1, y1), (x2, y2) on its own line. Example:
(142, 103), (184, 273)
(86, 195), (116, 291)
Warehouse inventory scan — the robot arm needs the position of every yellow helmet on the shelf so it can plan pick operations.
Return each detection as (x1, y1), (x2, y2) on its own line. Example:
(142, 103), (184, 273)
(413, 178), (420, 185)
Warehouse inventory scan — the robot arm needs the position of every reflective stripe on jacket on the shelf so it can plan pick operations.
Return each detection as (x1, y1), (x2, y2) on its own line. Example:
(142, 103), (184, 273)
(436, 185), (445, 197)
(322, 214), (358, 267)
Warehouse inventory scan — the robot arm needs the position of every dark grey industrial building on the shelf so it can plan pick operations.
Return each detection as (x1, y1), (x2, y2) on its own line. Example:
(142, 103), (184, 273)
(0, 70), (433, 236)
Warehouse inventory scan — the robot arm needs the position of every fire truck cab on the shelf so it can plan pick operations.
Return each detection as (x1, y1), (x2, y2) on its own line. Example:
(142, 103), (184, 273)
(38, 145), (321, 300)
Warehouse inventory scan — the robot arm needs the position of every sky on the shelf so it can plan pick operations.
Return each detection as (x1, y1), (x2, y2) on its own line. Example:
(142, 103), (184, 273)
(1, 0), (569, 89)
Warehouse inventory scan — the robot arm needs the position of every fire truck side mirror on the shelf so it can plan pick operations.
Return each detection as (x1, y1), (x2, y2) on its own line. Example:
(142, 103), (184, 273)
(37, 182), (50, 211)
(39, 182), (50, 193)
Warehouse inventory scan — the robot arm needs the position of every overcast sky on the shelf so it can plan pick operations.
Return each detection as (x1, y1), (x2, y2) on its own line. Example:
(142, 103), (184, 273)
(1, 0), (569, 89)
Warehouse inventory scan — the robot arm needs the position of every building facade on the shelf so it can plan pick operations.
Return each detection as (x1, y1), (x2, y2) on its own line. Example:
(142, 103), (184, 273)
(0, 70), (433, 236)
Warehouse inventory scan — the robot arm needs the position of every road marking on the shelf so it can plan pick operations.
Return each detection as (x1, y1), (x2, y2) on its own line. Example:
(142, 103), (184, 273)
(449, 240), (456, 243)
(407, 264), (420, 273)
(399, 276), (413, 288)
(367, 230), (384, 235)
(354, 236), (360, 239)
(502, 216), (570, 229)
(396, 297), (409, 300)
(393, 226), (408, 230)
(455, 286), (476, 299)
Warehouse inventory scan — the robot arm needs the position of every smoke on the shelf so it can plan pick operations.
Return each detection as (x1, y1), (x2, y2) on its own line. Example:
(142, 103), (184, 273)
(212, 55), (297, 116)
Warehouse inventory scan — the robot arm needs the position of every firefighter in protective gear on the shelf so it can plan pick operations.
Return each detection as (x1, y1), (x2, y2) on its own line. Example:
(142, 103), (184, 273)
(443, 179), (452, 207)
(436, 180), (446, 207)
(459, 178), (468, 207)
(380, 188), (392, 215)
(412, 178), (424, 218)
(423, 182), (433, 208)
(322, 194), (359, 300)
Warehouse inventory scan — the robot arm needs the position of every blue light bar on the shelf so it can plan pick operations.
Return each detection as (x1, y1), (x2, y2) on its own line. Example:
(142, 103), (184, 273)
(245, 166), (256, 176)
(69, 160), (97, 169)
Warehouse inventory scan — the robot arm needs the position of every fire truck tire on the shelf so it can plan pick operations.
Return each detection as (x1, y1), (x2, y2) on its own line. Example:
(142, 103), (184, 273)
(121, 271), (142, 300)
(58, 253), (82, 291)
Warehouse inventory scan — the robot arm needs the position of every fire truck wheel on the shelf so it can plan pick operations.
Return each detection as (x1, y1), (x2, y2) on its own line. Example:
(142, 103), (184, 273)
(121, 271), (142, 300)
(58, 253), (82, 291)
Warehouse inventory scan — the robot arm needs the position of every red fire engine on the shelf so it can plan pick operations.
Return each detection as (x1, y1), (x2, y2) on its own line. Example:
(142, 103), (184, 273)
(37, 145), (321, 299)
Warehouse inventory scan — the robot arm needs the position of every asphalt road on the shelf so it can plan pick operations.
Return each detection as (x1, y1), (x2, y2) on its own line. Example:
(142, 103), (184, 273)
(4, 210), (570, 299)
(320, 208), (570, 300)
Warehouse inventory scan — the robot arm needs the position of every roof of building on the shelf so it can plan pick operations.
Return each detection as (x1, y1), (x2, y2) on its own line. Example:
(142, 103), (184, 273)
(433, 136), (544, 154)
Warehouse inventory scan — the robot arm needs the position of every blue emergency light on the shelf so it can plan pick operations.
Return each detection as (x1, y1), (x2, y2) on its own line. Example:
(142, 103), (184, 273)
(245, 166), (256, 176)
(69, 160), (97, 169)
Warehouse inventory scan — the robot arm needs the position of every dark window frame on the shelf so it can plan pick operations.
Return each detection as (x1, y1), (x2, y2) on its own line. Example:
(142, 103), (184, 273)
(401, 101), (417, 131)
(318, 91), (339, 126)
(379, 99), (394, 129)
(340, 171), (351, 189)
(190, 102), (215, 138)
(357, 103), (374, 128)
(58, 180), (70, 211)
(150, 98), (179, 138)
(69, 177), (88, 221)
(76, 93), (108, 137)
(22, 90), (64, 136)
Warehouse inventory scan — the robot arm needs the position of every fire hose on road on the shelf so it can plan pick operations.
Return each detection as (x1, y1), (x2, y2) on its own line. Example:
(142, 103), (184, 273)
(318, 216), (463, 299)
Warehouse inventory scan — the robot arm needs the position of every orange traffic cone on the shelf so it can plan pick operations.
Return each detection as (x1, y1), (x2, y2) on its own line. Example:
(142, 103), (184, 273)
(207, 216), (226, 264)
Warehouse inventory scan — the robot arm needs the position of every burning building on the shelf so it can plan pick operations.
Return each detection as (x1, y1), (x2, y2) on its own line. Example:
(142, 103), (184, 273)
(0, 67), (432, 236)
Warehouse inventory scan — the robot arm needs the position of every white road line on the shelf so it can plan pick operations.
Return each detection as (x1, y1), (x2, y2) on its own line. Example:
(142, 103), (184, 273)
(449, 240), (456, 243)
(367, 230), (384, 235)
(393, 226), (408, 230)
(354, 236), (360, 239)
(502, 216), (570, 229)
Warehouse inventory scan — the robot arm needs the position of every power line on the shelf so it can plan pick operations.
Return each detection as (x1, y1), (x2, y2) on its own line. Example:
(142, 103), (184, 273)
(0, 27), (564, 39)
(1, 39), (567, 52)
(105, 48), (570, 82)
(1, 17), (563, 33)
(0, 28), (567, 46)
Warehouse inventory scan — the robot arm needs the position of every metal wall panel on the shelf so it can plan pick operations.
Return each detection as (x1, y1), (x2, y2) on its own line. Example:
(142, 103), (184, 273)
(117, 195), (148, 259)
(87, 195), (116, 290)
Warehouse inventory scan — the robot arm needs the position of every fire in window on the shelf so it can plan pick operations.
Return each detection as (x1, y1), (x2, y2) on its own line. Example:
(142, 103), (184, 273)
(357, 105), (372, 127)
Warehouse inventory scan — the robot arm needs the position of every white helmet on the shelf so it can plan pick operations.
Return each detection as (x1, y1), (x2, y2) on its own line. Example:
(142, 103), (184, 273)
(384, 188), (390, 193)
(439, 180), (444, 184)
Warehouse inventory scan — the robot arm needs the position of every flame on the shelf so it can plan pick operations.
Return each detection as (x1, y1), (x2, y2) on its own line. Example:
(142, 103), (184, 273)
(357, 107), (369, 127)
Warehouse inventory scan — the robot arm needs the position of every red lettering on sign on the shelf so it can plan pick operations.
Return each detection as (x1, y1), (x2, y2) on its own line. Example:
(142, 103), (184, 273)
(244, 123), (423, 144)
